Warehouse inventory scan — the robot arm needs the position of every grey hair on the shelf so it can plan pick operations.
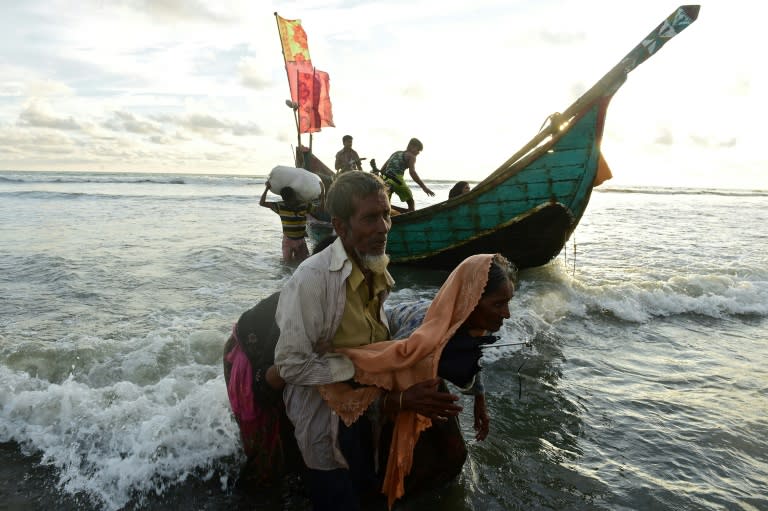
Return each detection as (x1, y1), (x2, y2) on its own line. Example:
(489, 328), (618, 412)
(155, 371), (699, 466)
(484, 254), (518, 295)
(326, 171), (388, 224)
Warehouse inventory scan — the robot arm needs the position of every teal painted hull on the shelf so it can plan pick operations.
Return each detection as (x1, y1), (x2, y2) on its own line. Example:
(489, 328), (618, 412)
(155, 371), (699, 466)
(387, 100), (607, 270)
(385, 4), (700, 270)
(302, 5), (699, 272)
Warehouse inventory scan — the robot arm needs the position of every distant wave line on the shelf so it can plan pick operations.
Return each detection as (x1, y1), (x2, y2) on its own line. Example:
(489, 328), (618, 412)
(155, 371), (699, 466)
(597, 186), (768, 198)
(0, 190), (257, 201)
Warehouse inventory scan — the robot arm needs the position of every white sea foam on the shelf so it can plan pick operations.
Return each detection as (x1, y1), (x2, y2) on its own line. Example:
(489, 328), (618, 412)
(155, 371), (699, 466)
(0, 364), (241, 510)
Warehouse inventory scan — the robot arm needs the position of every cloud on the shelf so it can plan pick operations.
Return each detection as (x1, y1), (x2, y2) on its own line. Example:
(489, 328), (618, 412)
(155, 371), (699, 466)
(400, 84), (425, 99)
(238, 57), (272, 90)
(128, 0), (236, 24)
(727, 77), (751, 96)
(148, 134), (173, 145)
(17, 101), (81, 130)
(690, 135), (738, 148)
(151, 112), (262, 137)
(104, 111), (164, 134)
(0, 82), (23, 97)
(654, 129), (674, 146)
(25, 79), (74, 97)
(204, 152), (229, 161)
(0, 129), (73, 148)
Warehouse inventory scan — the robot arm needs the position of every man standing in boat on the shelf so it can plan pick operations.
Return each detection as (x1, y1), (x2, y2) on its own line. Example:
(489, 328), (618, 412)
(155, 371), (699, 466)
(380, 137), (434, 212)
(270, 171), (462, 510)
(334, 134), (362, 173)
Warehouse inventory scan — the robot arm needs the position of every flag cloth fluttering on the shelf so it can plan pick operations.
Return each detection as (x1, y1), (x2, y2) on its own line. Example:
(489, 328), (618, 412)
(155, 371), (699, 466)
(276, 14), (334, 134)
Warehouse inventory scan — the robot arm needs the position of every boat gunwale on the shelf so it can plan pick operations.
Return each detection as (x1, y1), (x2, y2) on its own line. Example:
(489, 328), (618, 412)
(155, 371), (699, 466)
(390, 92), (613, 225)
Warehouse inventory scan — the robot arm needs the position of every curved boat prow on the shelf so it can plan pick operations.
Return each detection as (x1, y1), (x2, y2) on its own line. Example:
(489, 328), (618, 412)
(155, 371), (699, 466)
(386, 6), (701, 270)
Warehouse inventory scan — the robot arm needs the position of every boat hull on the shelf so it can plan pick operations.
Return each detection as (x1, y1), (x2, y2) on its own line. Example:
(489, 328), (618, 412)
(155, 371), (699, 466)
(386, 100), (607, 270)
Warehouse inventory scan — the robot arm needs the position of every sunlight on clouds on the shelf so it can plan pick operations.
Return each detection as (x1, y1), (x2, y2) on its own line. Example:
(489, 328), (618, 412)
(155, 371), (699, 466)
(24, 79), (74, 98)
(17, 100), (81, 130)
(0, 0), (764, 188)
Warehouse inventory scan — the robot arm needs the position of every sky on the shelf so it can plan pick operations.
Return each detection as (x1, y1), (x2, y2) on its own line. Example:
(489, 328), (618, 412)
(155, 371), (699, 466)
(0, 0), (764, 190)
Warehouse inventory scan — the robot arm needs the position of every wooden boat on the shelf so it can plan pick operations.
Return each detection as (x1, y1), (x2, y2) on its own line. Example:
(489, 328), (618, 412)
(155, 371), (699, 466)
(380, 5), (700, 270)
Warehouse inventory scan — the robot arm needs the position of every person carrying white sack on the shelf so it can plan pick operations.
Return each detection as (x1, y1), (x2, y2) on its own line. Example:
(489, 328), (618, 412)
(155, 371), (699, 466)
(260, 166), (324, 264)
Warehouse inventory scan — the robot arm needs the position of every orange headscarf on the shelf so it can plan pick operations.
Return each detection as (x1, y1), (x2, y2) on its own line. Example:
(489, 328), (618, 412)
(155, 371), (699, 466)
(318, 253), (495, 507)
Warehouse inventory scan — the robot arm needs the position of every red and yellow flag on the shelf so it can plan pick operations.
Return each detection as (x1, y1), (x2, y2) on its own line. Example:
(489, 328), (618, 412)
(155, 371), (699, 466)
(276, 13), (334, 134)
(276, 15), (311, 63)
(296, 68), (334, 133)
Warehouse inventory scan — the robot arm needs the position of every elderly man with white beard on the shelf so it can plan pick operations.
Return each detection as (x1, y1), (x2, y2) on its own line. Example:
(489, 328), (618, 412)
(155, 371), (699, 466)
(268, 171), (462, 510)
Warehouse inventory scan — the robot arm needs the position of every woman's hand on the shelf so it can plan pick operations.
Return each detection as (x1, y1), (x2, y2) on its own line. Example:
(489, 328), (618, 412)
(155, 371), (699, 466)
(401, 378), (462, 420)
(265, 365), (285, 391)
(313, 338), (335, 355)
(473, 393), (490, 440)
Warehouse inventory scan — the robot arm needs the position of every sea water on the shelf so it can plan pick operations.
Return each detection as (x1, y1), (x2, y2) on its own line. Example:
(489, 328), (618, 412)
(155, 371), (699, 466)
(1, 171), (766, 510)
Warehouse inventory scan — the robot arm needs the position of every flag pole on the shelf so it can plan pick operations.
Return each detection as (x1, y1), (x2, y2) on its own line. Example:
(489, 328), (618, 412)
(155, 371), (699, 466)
(274, 12), (302, 163)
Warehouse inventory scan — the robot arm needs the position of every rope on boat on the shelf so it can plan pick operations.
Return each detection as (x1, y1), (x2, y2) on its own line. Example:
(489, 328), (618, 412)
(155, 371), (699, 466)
(562, 232), (578, 277)
(572, 233), (577, 277)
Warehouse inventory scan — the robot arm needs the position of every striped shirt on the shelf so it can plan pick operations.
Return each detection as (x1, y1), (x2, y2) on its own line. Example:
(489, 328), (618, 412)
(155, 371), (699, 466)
(268, 202), (314, 239)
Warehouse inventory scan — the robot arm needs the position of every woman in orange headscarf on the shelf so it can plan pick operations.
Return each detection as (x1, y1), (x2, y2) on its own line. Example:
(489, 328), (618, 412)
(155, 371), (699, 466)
(319, 253), (516, 507)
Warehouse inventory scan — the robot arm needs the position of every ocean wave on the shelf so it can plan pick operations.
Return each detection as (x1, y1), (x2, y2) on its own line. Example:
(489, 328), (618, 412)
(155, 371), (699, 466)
(0, 171), (266, 188)
(554, 274), (768, 322)
(0, 175), (25, 183)
(0, 360), (240, 511)
(4, 171), (766, 196)
(0, 190), (257, 202)
(597, 186), (768, 197)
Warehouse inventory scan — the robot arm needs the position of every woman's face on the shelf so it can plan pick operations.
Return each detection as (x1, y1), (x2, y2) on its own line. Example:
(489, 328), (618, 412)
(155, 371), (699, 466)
(465, 280), (514, 333)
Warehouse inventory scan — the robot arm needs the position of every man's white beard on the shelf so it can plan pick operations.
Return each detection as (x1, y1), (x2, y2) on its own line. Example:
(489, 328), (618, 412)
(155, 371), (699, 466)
(359, 252), (390, 274)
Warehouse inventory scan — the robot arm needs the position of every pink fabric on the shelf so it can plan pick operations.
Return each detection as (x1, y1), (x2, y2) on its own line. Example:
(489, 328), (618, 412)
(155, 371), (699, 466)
(225, 340), (257, 423)
(225, 330), (282, 464)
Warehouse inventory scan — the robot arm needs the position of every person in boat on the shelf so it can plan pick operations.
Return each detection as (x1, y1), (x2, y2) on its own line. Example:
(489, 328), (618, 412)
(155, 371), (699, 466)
(260, 180), (317, 265)
(334, 134), (363, 173)
(448, 181), (470, 199)
(269, 171), (462, 510)
(380, 137), (435, 212)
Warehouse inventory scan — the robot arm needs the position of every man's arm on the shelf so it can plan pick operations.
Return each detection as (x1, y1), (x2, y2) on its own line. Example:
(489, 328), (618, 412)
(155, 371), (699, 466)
(334, 150), (343, 171)
(352, 149), (362, 170)
(259, 181), (273, 209)
(274, 267), (355, 385)
(406, 154), (435, 197)
(317, 181), (326, 211)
